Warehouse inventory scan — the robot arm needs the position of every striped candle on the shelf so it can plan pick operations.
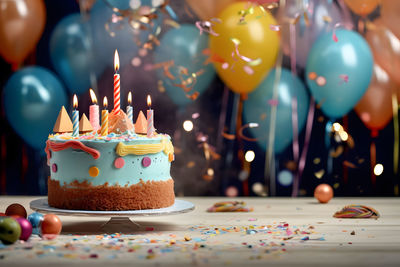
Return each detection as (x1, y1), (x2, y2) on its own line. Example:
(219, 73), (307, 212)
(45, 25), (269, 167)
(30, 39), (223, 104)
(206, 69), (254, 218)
(101, 97), (109, 136)
(113, 50), (120, 114)
(72, 94), (79, 137)
(147, 95), (154, 137)
(127, 91), (133, 123)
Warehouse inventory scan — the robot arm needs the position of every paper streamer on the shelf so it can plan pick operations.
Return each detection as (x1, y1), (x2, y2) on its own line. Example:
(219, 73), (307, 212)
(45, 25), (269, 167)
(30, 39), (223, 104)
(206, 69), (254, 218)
(333, 204), (380, 219)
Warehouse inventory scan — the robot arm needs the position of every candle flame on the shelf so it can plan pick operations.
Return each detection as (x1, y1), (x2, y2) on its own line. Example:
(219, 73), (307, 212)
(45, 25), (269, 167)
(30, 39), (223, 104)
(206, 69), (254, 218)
(128, 91), (132, 105)
(73, 94), (78, 109)
(114, 49), (120, 71)
(103, 96), (108, 108)
(147, 95), (152, 108)
(89, 88), (98, 104)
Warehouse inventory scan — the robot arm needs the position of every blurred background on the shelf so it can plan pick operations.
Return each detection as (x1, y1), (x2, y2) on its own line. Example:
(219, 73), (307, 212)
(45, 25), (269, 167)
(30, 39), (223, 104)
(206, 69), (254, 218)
(0, 0), (399, 197)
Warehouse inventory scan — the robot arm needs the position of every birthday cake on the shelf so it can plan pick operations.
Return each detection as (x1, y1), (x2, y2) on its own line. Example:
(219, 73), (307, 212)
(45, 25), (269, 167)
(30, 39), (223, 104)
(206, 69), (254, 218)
(45, 102), (175, 211)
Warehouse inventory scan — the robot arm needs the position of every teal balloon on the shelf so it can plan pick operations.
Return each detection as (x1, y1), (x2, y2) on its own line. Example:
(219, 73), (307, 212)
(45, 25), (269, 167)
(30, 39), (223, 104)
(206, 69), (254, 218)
(153, 24), (215, 107)
(3, 67), (68, 150)
(306, 29), (373, 119)
(50, 13), (103, 95)
(243, 68), (309, 154)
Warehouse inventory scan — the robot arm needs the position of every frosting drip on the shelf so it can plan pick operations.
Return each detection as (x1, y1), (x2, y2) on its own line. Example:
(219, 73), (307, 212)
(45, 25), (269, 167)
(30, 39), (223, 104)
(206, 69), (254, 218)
(116, 137), (174, 156)
(45, 140), (101, 165)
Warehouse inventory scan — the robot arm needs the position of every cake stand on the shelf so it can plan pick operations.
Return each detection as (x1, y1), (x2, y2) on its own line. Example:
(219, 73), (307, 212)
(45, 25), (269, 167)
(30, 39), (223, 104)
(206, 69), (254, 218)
(30, 198), (195, 232)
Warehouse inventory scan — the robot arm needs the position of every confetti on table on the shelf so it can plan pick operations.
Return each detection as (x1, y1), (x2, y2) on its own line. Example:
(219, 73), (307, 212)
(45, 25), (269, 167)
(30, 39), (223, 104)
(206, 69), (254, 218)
(333, 205), (380, 219)
(207, 201), (253, 212)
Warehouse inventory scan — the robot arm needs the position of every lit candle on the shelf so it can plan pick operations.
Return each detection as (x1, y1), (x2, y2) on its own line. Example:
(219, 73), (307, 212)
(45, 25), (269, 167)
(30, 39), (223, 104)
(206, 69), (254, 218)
(101, 97), (109, 136)
(113, 49), (120, 115)
(147, 95), (155, 137)
(89, 88), (100, 132)
(127, 91), (133, 123)
(72, 94), (79, 137)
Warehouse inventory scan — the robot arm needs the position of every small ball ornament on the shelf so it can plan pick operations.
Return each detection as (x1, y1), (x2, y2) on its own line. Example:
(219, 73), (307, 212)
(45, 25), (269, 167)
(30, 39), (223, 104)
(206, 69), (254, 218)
(314, 184), (334, 203)
(5, 203), (27, 218)
(28, 212), (44, 235)
(0, 217), (21, 244)
(15, 218), (32, 241)
(40, 214), (62, 239)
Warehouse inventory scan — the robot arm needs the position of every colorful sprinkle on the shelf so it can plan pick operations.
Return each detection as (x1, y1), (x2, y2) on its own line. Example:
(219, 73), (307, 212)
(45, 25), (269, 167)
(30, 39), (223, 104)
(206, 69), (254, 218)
(88, 166), (100, 177)
(51, 164), (57, 173)
(142, 157), (152, 167)
(114, 157), (125, 169)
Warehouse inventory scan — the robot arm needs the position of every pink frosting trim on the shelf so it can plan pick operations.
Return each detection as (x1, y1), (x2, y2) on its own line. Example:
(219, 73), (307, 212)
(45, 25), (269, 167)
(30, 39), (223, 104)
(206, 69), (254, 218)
(45, 140), (100, 166)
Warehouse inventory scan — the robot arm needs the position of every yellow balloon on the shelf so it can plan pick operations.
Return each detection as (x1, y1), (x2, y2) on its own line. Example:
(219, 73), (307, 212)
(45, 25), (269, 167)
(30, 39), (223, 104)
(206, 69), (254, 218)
(209, 2), (279, 94)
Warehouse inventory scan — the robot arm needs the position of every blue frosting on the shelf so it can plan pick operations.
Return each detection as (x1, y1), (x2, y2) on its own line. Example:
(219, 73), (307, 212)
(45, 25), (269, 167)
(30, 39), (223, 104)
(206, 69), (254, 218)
(48, 135), (172, 187)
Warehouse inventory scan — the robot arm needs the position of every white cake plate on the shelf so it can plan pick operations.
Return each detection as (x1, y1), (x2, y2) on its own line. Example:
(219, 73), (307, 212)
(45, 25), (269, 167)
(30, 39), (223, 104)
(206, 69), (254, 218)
(30, 198), (195, 232)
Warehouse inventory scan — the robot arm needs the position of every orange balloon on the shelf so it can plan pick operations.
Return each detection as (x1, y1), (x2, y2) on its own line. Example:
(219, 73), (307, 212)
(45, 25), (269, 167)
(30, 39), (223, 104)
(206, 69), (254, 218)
(355, 65), (396, 132)
(381, 0), (400, 39)
(0, 0), (46, 65)
(365, 20), (400, 86)
(185, 0), (238, 20)
(344, 0), (380, 16)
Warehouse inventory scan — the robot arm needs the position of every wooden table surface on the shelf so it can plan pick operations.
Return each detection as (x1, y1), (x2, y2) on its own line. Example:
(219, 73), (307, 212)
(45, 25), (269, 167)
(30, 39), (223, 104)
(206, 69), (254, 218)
(0, 196), (399, 266)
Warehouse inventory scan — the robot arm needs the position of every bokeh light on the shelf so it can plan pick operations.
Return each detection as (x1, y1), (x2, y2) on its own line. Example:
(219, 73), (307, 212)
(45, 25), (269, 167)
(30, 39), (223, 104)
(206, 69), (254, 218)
(374, 164), (384, 176)
(278, 170), (293, 186)
(183, 120), (193, 132)
(245, 150), (255, 162)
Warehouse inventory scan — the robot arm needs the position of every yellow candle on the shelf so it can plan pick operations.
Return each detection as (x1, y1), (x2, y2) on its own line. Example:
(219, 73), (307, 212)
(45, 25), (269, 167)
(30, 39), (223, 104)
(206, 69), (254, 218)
(101, 97), (108, 136)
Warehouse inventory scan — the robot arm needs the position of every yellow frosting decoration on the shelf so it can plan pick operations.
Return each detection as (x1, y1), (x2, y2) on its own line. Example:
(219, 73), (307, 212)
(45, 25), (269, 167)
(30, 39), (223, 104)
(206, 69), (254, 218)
(116, 137), (174, 156)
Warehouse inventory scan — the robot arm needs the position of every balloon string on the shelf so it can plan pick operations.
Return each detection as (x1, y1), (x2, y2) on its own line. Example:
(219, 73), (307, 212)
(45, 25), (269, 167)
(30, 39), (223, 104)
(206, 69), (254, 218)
(216, 86), (230, 153)
(236, 94), (248, 196)
(392, 93), (399, 195)
(289, 19), (300, 197)
(370, 139), (376, 187)
(289, 23), (297, 76)
(264, 50), (283, 197)
(292, 97), (315, 197)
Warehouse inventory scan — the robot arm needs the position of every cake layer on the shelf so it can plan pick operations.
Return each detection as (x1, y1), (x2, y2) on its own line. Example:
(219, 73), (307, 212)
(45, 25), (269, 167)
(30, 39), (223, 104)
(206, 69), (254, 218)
(48, 178), (175, 210)
(46, 134), (173, 187)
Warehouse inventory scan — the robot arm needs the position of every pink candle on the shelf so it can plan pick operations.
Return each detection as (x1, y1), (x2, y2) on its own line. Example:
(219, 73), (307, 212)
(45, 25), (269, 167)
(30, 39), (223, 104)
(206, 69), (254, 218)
(113, 49), (120, 114)
(89, 89), (100, 132)
(147, 95), (155, 137)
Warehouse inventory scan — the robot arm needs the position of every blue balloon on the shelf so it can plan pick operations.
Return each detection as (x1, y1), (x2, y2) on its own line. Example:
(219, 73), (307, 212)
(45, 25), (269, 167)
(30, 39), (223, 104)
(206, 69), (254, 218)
(153, 24), (215, 107)
(3, 67), (68, 150)
(243, 68), (309, 154)
(50, 13), (103, 95)
(306, 29), (373, 119)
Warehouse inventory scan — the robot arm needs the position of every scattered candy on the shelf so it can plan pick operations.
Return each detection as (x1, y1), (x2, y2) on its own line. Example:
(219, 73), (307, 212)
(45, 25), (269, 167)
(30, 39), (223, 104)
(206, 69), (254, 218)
(333, 205), (380, 219)
(0, 217), (21, 244)
(314, 184), (334, 203)
(5, 203), (27, 219)
(40, 214), (62, 239)
(15, 218), (32, 241)
(207, 201), (253, 212)
(28, 212), (44, 235)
